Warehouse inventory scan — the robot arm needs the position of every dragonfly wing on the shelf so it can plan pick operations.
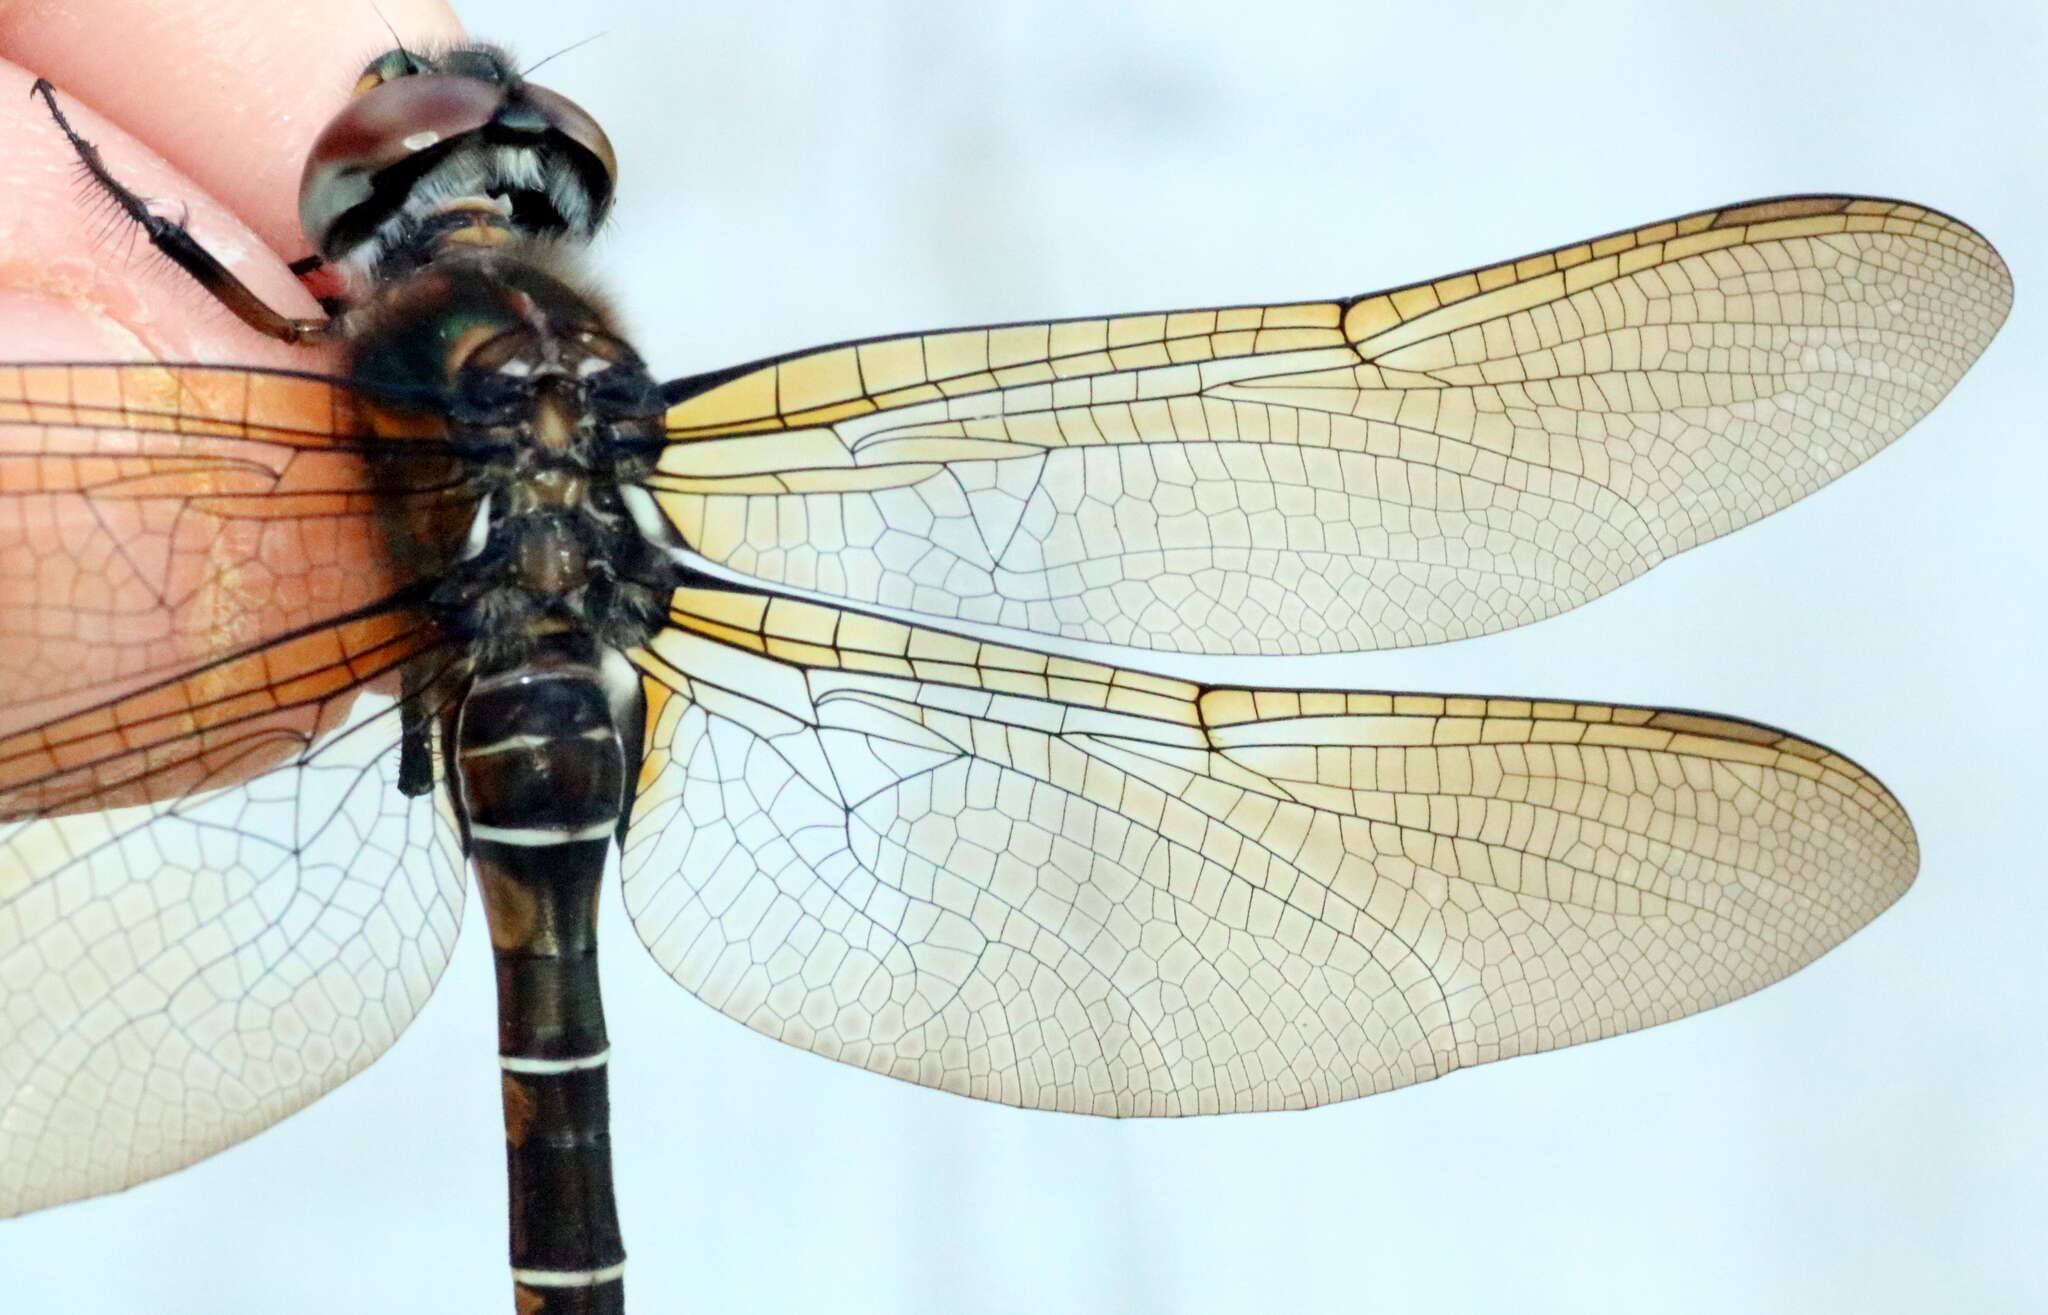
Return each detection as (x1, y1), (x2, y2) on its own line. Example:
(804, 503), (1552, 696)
(0, 688), (465, 1214)
(622, 593), (1915, 1115)
(0, 360), (470, 1211)
(658, 196), (2008, 655)
(0, 362), (434, 724)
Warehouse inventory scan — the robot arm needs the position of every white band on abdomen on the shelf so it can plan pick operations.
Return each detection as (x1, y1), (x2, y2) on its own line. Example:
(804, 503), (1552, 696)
(470, 819), (617, 845)
(500, 1048), (611, 1074)
(513, 1262), (628, 1289)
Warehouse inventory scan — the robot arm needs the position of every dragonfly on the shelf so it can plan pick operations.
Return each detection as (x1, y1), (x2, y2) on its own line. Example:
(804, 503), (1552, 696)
(0, 40), (2011, 1315)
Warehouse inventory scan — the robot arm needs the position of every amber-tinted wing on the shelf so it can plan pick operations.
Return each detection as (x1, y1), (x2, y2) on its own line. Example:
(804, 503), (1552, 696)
(0, 363), (468, 1212)
(0, 363), (415, 728)
(657, 196), (2008, 655)
(622, 592), (1914, 1115)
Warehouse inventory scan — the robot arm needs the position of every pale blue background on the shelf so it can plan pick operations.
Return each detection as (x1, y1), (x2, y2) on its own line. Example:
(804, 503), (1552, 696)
(8, 1), (2044, 1311)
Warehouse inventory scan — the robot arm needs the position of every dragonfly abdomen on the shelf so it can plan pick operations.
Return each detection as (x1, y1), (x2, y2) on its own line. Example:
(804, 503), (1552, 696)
(455, 638), (643, 1314)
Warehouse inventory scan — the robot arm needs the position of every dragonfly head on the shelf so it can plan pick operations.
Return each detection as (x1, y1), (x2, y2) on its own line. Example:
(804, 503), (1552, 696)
(300, 44), (617, 286)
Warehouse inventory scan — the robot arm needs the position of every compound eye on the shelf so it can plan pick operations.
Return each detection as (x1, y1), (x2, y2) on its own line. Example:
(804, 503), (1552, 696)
(300, 46), (616, 258)
(520, 85), (618, 220)
(351, 48), (432, 96)
(299, 74), (507, 254)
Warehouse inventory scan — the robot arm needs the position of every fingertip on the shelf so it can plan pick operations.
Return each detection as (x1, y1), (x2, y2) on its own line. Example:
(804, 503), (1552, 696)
(1, 1), (467, 256)
(0, 59), (331, 373)
(0, 292), (147, 362)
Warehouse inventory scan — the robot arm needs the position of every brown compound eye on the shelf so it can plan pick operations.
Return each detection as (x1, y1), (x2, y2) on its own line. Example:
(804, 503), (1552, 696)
(300, 58), (619, 258)
(300, 74), (509, 254)
(518, 84), (617, 218)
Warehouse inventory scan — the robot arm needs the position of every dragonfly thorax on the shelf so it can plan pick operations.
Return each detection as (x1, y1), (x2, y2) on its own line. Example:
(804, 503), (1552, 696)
(350, 252), (683, 669)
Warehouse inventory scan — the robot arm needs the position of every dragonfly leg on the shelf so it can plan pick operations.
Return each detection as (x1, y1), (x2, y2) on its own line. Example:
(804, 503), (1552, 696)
(398, 659), (440, 798)
(30, 79), (331, 344)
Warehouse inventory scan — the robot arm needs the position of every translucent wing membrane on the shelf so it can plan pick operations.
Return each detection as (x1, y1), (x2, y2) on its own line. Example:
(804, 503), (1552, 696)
(1, 689), (464, 1213)
(658, 196), (2009, 655)
(0, 363), (405, 720)
(0, 362), (449, 813)
(0, 362), (466, 1210)
(624, 593), (1916, 1115)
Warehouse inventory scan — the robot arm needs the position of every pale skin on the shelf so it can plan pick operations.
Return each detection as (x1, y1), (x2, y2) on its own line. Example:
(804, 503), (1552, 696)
(0, 0), (463, 734)
(0, 0), (465, 368)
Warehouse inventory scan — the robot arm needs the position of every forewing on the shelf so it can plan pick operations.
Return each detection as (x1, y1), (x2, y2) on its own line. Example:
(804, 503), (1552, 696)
(0, 362), (432, 728)
(622, 592), (1915, 1115)
(658, 196), (2008, 655)
(1, 685), (465, 1214)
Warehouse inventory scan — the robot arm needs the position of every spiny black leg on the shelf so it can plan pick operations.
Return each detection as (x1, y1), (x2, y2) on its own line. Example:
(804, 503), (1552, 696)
(398, 659), (439, 797)
(31, 79), (329, 344)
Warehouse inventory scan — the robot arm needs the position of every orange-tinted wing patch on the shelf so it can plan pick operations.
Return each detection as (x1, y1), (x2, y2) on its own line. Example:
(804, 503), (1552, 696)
(0, 362), (461, 814)
(0, 610), (433, 818)
(0, 363), (402, 729)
